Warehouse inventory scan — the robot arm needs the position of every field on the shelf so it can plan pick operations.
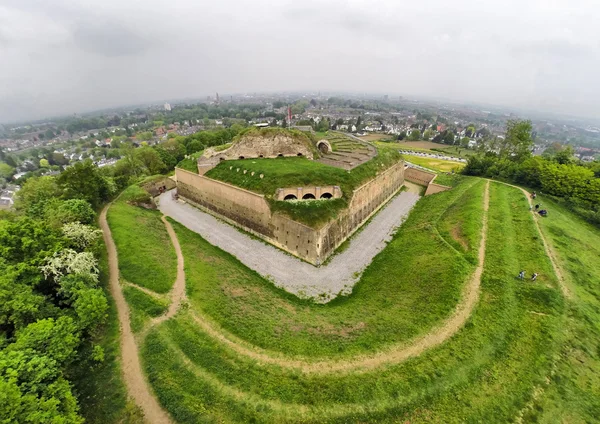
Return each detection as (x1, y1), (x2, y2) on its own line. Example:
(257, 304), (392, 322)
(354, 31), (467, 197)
(357, 133), (395, 142)
(403, 155), (465, 173)
(98, 174), (600, 423)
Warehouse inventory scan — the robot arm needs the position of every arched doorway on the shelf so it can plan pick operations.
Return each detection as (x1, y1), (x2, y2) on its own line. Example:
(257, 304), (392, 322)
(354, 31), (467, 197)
(320, 192), (333, 199)
(302, 193), (316, 200)
(317, 140), (332, 154)
(284, 194), (297, 201)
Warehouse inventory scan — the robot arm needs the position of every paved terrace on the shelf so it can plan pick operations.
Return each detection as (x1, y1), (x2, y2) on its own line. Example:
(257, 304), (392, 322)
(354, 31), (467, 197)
(158, 190), (420, 302)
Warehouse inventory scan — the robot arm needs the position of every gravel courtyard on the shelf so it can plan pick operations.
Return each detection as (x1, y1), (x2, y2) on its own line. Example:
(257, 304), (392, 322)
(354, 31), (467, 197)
(158, 190), (420, 302)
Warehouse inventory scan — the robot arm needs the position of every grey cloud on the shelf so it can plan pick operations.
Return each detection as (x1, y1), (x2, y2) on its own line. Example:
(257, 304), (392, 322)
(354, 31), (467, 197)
(1, 0), (600, 122)
(72, 22), (153, 57)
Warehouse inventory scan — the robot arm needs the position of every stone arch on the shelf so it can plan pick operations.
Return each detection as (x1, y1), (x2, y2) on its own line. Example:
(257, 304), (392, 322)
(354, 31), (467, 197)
(297, 152), (303, 156)
(317, 140), (332, 154)
(284, 194), (297, 200)
(277, 153), (284, 157)
(239, 156), (245, 159)
(302, 193), (316, 200)
(320, 192), (333, 199)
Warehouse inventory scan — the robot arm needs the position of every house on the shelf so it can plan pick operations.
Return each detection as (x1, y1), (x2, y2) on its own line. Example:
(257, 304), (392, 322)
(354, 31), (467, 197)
(468, 140), (478, 149)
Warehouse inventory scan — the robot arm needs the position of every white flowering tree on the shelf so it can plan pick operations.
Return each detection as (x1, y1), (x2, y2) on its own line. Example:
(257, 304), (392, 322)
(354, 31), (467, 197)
(62, 222), (103, 250)
(41, 249), (99, 282)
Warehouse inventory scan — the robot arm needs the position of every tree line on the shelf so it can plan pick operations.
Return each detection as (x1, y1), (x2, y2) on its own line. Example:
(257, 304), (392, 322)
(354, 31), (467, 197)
(463, 120), (600, 225)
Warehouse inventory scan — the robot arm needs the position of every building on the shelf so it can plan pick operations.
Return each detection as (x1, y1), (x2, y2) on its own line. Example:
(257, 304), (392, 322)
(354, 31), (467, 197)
(164, 103), (171, 112)
(175, 129), (405, 265)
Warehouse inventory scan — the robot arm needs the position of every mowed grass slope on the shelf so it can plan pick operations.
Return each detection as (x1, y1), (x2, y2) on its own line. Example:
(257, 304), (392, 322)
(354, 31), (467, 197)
(140, 181), (568, 423)
(168, 178), (485, 359)
(107, 185), (177, 293)
(528, 194), (600, 422)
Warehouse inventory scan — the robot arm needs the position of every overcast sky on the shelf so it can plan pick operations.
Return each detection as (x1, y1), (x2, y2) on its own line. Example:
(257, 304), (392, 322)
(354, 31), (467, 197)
(1, 0), (600, 122)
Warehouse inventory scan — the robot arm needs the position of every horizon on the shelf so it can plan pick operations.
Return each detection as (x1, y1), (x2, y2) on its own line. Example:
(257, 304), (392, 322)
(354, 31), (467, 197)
(2, 0), (600, 124)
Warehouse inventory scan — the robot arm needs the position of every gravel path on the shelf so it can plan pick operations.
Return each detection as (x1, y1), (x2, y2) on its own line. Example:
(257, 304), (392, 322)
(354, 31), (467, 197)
(158, 190), (420, 302)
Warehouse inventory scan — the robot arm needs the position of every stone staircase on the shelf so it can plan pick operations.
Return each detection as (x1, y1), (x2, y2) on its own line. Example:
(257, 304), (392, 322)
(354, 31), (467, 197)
(317, 135), (377, 170)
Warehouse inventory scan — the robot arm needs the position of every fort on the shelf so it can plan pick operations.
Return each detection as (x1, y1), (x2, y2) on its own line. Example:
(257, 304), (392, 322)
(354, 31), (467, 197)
(174, 128), (407, 265)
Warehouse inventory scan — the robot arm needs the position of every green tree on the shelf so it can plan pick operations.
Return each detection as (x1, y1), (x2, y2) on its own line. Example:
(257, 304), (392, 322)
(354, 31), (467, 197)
(136, 131), (153, 141)
(423, 129), (434, 140)
(15, 176), (62, 216)
(499, 119), (533, 161)
(57, 160), (112, 208)
(134, 147), (166, 175)
(39, 159), (49, 168)
(408, 130), (421, 141)
(0, 162), (15, 179)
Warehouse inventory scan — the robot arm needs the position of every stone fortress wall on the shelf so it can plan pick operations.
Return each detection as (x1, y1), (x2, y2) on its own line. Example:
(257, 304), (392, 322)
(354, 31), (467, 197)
(175, 160), (405, 265)
(198, 132), (316, 175)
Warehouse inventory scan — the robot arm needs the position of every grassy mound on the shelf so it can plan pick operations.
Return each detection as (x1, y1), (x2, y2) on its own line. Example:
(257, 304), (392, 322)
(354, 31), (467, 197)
(138, 180), (571, 422)
(205, 147), (402, 227)
(107, 185), (177, 293)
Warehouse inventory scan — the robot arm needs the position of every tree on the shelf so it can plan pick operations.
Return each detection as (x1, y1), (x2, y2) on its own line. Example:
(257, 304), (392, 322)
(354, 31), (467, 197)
(49, 153), (69, 166)
(442, 130), (455, 145)
(136, 131), (153, 141)
(408, 130), (421, 141)
(397, 131), (407, 141)
(553, 145), (575, 165)
(15, 176), (62, 216)
(134, 147), (166, 175)
(0, 162), (15, 179)
(61, 223), (102, 250)
(499, 119), (533, 161)
(460, 137), (470, 148)
(39, 158), (50, 168)
(423, 129), (434, 140)
(57, 160), (112, 209)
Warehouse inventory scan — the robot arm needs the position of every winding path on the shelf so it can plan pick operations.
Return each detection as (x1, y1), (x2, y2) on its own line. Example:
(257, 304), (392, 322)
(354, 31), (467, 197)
(100, 207), (184, 424)
(177, 181), (490, 373)
(102, 178), (570, 420)
(492, 181), (570, 298)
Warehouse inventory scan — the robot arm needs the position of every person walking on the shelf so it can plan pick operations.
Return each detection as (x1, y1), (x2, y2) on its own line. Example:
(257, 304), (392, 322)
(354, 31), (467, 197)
(518, 270), (526, 280)
(531, 273), (538, 281)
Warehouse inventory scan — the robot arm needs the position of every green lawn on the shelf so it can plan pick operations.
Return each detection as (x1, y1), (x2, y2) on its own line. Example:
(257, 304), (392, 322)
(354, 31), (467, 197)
(169, 177), (483, 359)
(527, 193), (600, 422)
(139, 180), (571, 422)
(107, 185), (177, 293)
(123, 285), (169, 333)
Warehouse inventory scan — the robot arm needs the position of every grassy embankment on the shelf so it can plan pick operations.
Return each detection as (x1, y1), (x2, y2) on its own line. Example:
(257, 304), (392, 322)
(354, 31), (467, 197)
(134, 180), (576, 422)
(526, 193), (600, 421)
(107, 184), (177, 332)
(205, 147), (402, 228)
(169, 178), (484, 358)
